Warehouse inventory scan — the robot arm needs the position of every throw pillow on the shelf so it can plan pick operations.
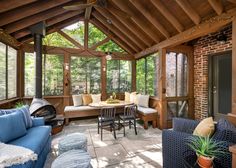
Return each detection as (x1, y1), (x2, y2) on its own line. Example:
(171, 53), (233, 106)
(0, 105), (32, 129)
(125, 92), (130, 102)
(130, 92), (138, 104)
(82, 94), (92, 105)
(193, 117), (215, 137)
(0, 112), (27, 143)
(72, 95), (83, 106)
(137, 94), (150, 108)
(91, 94), (101, 103)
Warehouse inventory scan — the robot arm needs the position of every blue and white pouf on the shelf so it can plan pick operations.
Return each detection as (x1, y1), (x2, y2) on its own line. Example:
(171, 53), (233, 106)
(51, 149), (92, 168)
(58, 133), (87, 155)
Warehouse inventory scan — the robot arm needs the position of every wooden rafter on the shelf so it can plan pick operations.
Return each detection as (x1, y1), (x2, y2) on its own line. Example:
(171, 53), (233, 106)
(90, 18), (135, 54)
(129, 0), (170, 38)
(227, 0), (236, 4)
(90, 37), (110, 50)
(112, 0), (160, 43)
(84, 20), (89, 49)
(85, 0), (93, 20)
(95, 7), (146, 50)
(0, 0), (37, 13)
(0, 29), (20, 48)
(93, 11), (141, 52)
(0, 0), (72, 27)
(176, 0), (201, 25)
(13, 11), (83, 40)
(135, 8), (236, 58)
(150, 0), (184, 33)
(57, 30), (84, 49)
(208, 0), (224, 15)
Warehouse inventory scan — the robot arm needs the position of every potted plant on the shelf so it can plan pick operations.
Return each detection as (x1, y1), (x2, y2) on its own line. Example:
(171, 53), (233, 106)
(187, 136), (226, 168)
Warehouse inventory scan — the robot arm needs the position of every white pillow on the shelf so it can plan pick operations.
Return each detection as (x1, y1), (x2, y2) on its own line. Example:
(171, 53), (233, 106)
(130, 92), (137, 103)
(137, 94), (150, 108)
(91, 94), (101, 103)
(125, 92), (130, 102)
(72, 95), (83, 106)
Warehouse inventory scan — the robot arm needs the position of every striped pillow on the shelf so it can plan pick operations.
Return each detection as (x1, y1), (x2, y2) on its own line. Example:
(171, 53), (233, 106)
(0, 105), (33, 129)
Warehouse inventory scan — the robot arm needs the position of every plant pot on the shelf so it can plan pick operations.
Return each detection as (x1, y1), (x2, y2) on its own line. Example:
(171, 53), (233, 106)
(197, 155), (213, 168)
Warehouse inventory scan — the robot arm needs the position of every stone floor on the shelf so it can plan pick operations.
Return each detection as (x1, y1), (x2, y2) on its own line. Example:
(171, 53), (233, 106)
(44, 118), (163, 168)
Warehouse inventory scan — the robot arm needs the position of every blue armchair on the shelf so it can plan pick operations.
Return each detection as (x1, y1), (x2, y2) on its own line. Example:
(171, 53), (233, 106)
(162, 118), (234, 168)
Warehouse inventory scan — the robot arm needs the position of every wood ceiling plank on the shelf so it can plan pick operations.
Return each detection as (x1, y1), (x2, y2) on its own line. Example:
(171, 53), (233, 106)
(0, 0), (72, 27)
(227, 0), (236, 4)
(0, 0), (37, 13)
(176, 0), (201, 25)
(129, 0), (170, 38)
(85, 0), (93, 20)
(208, 0), (224, 15)
(93, 12), (140, 53)
(112, 0), (160, 43)
(95, 7), (147, 50)
(135, 8), (236, 58)
(90, 37), (110, 50)
(150, 0), (184, 33)
(57, 30), (84, 49)
(90, 19), (135, 54)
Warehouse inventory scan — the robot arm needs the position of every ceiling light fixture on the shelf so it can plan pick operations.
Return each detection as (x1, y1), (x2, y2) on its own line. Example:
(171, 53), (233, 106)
(105, 52), (112, 60)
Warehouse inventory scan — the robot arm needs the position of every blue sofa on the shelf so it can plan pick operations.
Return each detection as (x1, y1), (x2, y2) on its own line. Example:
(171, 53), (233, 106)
(0, 106), (51, 168)
(162, 118), (234, 168)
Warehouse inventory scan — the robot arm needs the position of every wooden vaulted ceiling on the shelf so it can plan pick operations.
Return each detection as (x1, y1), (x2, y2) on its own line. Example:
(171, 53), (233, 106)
(0, 0), (236, 58)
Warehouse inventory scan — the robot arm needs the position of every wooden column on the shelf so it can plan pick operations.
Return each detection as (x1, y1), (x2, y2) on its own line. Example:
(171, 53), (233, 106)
(159, 48), (167, 129)
(228, 17), (236, 125)
(229, 145), (236, 168)
(63, 52), (70, 111)
(101, 57), (107, 100)
(131, 60), (136, 92)
(17, 49), (24, 98)
(84, 20), (88, 50)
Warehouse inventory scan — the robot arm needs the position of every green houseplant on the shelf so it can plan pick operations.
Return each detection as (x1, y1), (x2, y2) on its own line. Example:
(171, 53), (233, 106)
(187, 136), (226, 168)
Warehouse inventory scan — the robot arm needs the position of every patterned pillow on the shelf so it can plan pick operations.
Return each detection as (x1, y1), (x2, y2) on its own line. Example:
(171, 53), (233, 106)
(0, 105), (33, 129)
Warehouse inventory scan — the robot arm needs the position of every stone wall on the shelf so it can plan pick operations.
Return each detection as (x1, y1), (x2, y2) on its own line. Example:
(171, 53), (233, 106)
(193, 24), (232, 119)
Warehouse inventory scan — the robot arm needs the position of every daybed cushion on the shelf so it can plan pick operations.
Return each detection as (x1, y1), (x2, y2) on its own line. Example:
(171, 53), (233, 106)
(64, 106), (99, 112)
(72, 95), (83, 106)
(137, 106), (157, 115)
(9, 126), (51, 155)
(193, 117), (215, 137)
(0, 105), (33, 128)
(0, 112), (27, 143)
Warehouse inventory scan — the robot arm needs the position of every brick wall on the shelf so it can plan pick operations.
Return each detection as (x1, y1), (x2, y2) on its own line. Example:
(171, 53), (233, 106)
(193, 24), (232, 119)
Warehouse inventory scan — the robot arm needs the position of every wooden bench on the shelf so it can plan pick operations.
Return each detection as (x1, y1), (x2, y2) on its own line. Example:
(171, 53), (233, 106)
(137, 106), (159, 129)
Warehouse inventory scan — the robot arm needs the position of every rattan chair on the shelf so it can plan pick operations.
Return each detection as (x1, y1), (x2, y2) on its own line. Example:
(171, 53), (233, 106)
(119, 104), (137, 137)
(97, 107), (116, 140)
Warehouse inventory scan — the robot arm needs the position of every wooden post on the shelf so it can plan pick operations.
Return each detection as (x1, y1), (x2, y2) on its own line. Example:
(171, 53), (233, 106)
(159, 48), (167, 129)
(63, 52), (70, 113)
(101, 56), (107, 100)
(84, 20), (88, 50)
(17, 49), (24, 98)
(229, 145), (236, 168)
(131, 60), (136, 92)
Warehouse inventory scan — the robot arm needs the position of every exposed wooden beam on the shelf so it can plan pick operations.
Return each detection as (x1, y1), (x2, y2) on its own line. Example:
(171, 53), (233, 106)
(93, 11), (141, 53)
(176, 0), (201, 25)
(90, 19), (135, 54)
(135, 8), (236, 58)
(90, 37), (110, 50)
(57, 30), (84, 49)
(129, 0), (170, 38)
(112, 0), (160, 43)
(232, 15), (236, 114)
(85, 0), (93, 20)
(95, 7), (146, 50)
(227, 0), (236, 4)
(0, 29), (20, 48)
(208, 0), (224, 15)
(150, 0), (184, 33)
(0, 0), (72, 27)
(4, 3), (75, 34)
(107, 3), (153, 47)
(0, 0), (37, 13)
(13, 11), (83, 39)
(84, 20), (89, 49)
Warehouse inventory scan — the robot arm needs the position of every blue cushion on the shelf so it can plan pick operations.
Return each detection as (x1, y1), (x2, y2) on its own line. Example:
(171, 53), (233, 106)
(213, 118), (236, 143)
(0, 105), (33, 128)
(0, 112), (27, 143)
(9, 126), (51, 155)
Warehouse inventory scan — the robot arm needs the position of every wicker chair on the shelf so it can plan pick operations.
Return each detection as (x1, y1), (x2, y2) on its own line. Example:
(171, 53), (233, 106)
(162, 118), (234, 168)
(97, 107), (116, 140)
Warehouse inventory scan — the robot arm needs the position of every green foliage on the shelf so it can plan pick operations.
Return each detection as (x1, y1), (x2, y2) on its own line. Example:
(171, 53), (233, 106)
(88, 23), (107, 47)
(62, 22), (84, 45)
(15, 101), (25, 108)
(186, 136), (227, 158)
(97, 40), (125, 53)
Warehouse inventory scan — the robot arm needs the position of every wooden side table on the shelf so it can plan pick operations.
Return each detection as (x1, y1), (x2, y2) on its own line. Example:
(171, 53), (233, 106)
(229, 145), (236, 168)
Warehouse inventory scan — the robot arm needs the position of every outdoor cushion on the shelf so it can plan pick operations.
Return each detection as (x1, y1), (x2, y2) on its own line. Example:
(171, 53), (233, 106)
(64, 106), (98, 112)
(193, 117), (215, 137)
(137, 106), (157, 114)
(91, 94), (101, 103)
(125, 92), (130, 102)
(137, 94), (150, 108)
(72, 95), (83, 106)
(82, 94), (92, 105)
(9, 126), (51, 155)
(0, 105), (33, 128)
(0, 112), (27, 143)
